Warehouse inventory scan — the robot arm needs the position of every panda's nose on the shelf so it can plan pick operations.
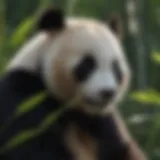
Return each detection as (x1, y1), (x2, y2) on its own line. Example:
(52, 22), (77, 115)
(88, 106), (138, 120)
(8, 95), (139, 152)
(100, 89), (115, 101)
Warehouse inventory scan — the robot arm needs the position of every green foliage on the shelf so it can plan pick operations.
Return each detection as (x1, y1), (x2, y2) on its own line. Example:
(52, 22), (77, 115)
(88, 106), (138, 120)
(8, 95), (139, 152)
(66, 0), (79, 16)
(131, 89), (160, 105)
(15, 92), (46, 117)
(39, 109), (65, 130)
(131, 52), (160, 105)
(151, 149), (160, 160)
(145, 114), (160, 152)
(130, 50), (160, 159)
(9, 17), (35, 49)
(152, 52), (160, 64)
(0, 129), (38, 153)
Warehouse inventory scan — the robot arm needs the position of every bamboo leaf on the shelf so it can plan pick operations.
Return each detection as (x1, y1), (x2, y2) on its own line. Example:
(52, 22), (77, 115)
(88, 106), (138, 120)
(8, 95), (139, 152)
(15, 92), (46, 117)
(152, 52), (160, 64)
(0, 129), (38, 153)
(40, 108), (66, 130)
(10, 17), (35, 49)
(131, 89), (160, 105)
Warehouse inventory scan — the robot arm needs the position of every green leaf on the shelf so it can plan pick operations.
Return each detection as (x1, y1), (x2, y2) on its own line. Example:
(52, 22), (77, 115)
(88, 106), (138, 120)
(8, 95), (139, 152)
(151, 52), (160, 64)
(131, 89), (160, 105)
(0, 129), (38, 153)
(15, 92), (46, 117)
(10, 16), (35, 49)
(40, 108), (66, 131)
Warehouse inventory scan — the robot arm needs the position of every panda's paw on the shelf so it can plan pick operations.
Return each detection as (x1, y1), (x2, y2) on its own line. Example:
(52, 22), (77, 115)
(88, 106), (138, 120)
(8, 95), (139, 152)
(127, 141), (147, 160)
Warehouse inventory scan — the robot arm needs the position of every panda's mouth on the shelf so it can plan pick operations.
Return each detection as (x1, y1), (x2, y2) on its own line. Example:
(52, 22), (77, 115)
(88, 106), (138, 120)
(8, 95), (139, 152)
(84, 97), (110, 107)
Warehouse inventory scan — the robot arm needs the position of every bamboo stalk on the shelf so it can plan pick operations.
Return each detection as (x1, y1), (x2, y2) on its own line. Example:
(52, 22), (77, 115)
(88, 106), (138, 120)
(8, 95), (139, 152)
(66, 0), (78, 16)
(0, 0), (5, 53)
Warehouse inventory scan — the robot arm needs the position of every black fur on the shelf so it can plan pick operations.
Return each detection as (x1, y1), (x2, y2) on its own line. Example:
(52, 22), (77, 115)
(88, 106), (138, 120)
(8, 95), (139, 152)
(0, 69), (45, 127)
(37, 8), (65, 31)
(0, 70), (63, 155)
(112, 60), (123, 84)
(0, 69), (129, 160)
(59, 110), (129, 160)
(108, 14), (123, 38)
(73, 54), (97, 83)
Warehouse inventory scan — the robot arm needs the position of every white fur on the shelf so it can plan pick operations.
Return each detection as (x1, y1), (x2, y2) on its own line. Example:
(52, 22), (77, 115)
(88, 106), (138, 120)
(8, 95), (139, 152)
(7, 32), (50, 73)
(81, 70), (117, 101)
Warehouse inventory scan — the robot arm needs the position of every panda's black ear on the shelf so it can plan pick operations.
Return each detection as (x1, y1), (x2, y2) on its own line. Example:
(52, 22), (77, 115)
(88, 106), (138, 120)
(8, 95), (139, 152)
(108, 14), (123, 39)
(37, 7), (65, 31)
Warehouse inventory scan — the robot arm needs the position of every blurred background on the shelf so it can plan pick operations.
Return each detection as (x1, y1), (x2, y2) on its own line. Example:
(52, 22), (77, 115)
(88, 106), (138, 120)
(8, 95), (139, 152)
(0, 0), (160, 159)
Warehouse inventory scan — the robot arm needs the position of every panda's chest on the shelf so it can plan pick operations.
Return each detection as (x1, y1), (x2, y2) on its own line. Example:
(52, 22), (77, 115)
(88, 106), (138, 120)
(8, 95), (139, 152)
(58, 110), (128, 160)
(65, 125), (98, 160)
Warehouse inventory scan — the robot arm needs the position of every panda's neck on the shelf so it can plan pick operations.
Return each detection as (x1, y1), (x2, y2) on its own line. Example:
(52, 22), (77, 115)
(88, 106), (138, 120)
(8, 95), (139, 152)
(7, 32), (50, 73)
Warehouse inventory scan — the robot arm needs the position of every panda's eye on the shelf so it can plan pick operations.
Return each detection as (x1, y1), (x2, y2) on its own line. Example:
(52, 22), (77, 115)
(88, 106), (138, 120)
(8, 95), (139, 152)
(112, 60), (123, 84)
(73, 54), (96, 83)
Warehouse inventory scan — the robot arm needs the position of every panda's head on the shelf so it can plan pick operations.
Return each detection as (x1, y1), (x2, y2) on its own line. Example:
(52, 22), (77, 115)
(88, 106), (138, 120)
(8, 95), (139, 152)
(36, 8), (131, 114)
(11, 8), (131, 114)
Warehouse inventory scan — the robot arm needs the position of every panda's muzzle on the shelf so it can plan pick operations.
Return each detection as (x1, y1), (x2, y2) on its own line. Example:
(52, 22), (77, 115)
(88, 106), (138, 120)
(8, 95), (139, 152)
(85, 90), (115, 107)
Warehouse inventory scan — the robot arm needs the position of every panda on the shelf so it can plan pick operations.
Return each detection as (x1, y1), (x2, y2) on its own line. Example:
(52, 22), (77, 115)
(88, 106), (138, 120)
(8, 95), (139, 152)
(0, 7), (147, 160)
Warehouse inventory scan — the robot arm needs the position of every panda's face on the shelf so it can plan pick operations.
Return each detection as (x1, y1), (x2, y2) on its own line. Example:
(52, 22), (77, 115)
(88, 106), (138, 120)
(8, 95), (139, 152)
(43, 18), (130, 113)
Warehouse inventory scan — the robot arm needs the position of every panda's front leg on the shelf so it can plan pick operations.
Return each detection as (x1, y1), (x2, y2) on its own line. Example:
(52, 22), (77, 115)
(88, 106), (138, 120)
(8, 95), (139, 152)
(109, 108), (147, 160)
(126, 140), (147, 160)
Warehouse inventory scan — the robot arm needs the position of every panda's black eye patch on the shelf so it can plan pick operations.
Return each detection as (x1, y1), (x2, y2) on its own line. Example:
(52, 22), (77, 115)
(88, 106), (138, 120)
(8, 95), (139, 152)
(73, 54), (96, 83)
(112, 60), (123, 84)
